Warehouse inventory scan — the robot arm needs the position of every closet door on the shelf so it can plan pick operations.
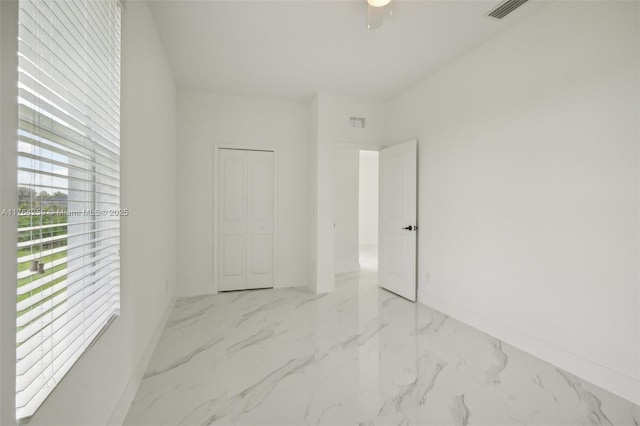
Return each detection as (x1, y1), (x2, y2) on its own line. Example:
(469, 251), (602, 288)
(219, 149), (248, 291)
(218, 149), (274, 291)
(246, 151), (275, 288)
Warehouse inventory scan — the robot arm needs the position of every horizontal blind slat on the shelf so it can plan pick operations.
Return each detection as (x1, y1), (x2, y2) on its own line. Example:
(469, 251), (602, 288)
(16, 296), (119, 403)
(17, 254), (119, 315)
(19, 152), (121, 186)
(17, 268), (119, 347)
(18, 110), (120, 164)
(18, 242), (119, 294)
(17, 232), (119, 264)
(18, 134), (120, 176)
(16, 283), (119, 379)
(17, 272), (119, 362)
(18, 166), (120, 191)
(18, 225), (119, 250)
(19, 5), (120, 120)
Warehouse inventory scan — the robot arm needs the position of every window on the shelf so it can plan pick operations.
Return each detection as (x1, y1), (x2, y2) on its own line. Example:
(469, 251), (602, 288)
(16, 0), (121, 420)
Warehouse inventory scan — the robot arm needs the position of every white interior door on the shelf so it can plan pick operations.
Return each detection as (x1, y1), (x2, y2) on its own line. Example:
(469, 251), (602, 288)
(379, 140), (417, 301)
(246, 151), (275, 287)
(219, 149), (274, 291)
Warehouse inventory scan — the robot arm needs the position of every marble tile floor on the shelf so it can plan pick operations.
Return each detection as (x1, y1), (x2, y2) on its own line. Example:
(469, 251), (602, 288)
(124, 268), (640, 426)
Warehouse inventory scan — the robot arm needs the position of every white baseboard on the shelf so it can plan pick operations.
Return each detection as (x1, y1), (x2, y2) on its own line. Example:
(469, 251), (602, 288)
(418, 289), (640, 406)
(274, 282), (308, 289)
(179, 280), (310, 297)
(179, 285), (218, 298)
(107, 293), (177, 425)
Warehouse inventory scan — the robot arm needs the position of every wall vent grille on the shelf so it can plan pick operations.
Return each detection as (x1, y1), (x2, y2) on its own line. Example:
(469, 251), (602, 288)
(348, 116), (366, 129)
(488, 0), (528, 19)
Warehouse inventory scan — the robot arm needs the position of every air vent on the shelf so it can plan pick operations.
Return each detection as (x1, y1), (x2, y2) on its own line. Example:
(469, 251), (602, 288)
(487, 0), (528, 19)
(348, 116), (366, 129)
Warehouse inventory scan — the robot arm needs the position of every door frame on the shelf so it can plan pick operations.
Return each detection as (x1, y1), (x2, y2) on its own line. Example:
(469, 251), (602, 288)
(213, 145), (278, 293)
(315, 142), (383, 293)
(331, 142), (381, 276)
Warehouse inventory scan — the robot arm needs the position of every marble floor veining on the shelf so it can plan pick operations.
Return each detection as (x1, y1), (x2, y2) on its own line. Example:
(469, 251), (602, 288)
(124, 265), (639, 425)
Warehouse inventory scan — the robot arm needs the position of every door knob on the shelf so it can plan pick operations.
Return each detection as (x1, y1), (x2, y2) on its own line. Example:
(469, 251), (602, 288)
(402, 225), (417, 231)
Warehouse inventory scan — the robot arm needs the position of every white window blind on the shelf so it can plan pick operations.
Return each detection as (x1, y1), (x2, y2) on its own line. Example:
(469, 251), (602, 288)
(16, 0), (121, 420)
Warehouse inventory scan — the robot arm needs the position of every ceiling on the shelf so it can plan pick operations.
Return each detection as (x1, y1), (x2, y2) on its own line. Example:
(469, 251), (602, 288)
(148, 0), (544, 100)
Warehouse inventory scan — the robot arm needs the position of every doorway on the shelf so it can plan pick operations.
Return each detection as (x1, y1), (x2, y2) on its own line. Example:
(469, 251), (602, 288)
(333, 148), (379, 277)
(358, 151), (379, 272)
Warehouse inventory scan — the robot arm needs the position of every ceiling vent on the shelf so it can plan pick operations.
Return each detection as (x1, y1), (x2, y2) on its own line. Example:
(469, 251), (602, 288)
(348, 116), (366, 129)
(487, 0), (528, 19)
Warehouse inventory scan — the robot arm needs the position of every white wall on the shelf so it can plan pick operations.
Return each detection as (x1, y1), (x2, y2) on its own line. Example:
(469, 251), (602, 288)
(333, 148), (360, 273)
(177, 91), (310, 296)
(317, 94), (388, 148)
(359, 150), (378, 246)
(388, 1), (640, 404)
(18, 2), (179, 424)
